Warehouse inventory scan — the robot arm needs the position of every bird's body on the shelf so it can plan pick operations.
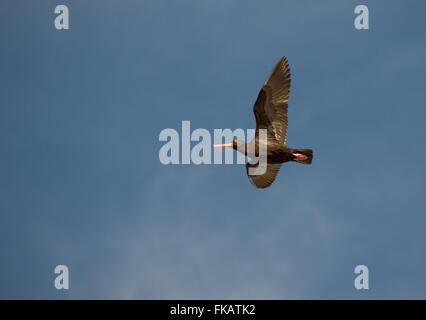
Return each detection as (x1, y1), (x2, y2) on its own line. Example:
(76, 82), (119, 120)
(235, 138), (309, 164)
(215, 56), (313, 188)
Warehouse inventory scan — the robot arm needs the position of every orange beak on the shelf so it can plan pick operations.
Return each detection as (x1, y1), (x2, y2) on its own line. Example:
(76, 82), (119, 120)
(213, 143), (233, 148)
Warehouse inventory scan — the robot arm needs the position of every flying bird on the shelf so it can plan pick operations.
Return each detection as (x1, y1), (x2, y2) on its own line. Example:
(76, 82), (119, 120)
(214, 57), (313, 188)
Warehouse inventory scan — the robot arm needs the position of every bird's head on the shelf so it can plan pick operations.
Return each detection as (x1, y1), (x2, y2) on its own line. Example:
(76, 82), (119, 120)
(214, 139), (239, 150)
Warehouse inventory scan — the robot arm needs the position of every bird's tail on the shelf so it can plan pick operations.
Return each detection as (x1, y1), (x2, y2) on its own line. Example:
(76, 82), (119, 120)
(293, 149), (313, 164)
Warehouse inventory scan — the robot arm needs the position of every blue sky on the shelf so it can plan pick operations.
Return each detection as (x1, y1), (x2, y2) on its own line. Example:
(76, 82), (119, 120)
(1, 0), (426, 299)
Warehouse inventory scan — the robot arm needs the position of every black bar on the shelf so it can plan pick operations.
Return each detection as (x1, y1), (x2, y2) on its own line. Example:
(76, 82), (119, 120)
(1, 300), (424, 318)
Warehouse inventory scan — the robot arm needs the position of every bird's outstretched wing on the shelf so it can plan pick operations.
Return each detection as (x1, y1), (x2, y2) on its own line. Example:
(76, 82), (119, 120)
(246, 163), (282, 189)
(253, 57), (291, 146)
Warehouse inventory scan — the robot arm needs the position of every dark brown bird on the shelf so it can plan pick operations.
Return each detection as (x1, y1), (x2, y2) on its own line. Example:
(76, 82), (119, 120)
(214, 57), (313, 188)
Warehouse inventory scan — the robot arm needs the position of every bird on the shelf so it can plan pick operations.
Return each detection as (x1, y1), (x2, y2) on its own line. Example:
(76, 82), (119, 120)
(214, 56), (313, 188)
